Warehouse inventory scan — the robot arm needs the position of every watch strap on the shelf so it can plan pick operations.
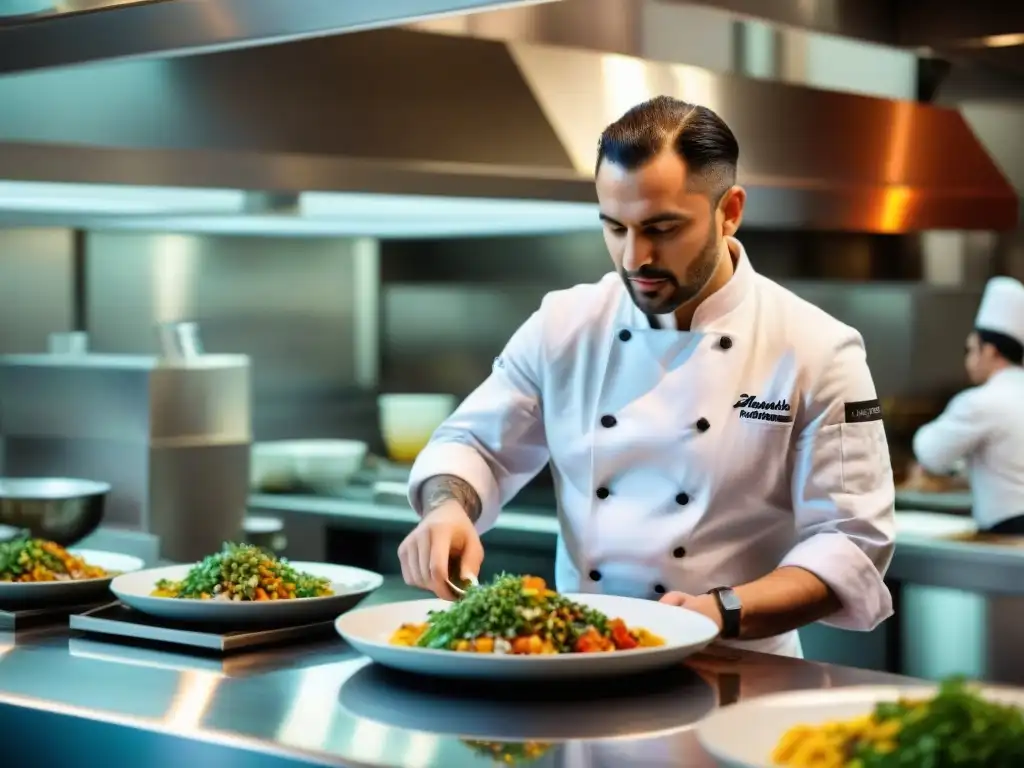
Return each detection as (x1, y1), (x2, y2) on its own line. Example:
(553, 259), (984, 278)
(709, 586), (741, 639)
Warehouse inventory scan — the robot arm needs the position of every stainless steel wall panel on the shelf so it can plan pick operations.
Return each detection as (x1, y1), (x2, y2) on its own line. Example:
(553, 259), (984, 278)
(379, 234), (980, 401)
(84, 232), (381, 444)
(0, 228), (75, 354)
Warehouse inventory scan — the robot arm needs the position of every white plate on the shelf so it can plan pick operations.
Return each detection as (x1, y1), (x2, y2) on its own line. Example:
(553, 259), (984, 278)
(111, 561), (383, 627)
(335, 593), (719, 681)
(696, 684), (1024, 768)
(0, 549), (144, 607)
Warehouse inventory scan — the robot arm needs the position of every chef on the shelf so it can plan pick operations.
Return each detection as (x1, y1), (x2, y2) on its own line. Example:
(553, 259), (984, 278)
(913, 276), (1024, 535)
(397, 96), (896, 657)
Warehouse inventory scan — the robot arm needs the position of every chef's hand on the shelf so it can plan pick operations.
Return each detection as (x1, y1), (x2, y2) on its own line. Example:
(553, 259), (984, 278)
(398, 501), (484, 601)
(659, 591), (724, 632)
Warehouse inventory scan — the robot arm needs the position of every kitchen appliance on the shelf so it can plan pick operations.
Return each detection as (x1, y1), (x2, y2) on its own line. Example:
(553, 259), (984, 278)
(0, 325), (252, 562)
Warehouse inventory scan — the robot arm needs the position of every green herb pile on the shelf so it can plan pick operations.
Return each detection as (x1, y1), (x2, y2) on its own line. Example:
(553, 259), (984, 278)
(851, 678), (1024, 768)
(153, 542), (332, 601)
(415, 573), (608, 651)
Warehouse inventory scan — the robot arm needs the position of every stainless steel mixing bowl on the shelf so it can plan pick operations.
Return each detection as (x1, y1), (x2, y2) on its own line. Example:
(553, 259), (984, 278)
(0, 478), (110, 546)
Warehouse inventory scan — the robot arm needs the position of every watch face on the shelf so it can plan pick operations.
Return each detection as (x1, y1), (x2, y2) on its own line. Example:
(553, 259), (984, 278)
(718, 589), (742, 612)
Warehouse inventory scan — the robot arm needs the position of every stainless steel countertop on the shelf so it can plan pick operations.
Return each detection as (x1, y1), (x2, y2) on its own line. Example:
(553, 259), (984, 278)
(0, 579), (920, 768)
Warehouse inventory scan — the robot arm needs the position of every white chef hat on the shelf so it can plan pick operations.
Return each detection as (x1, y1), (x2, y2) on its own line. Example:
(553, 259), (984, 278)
(975, 276), (1024, 347)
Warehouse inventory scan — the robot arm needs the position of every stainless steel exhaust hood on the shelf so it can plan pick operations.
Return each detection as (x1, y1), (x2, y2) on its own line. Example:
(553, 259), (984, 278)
(0, 0), (557, 73)
(0, 26), (1016, 233)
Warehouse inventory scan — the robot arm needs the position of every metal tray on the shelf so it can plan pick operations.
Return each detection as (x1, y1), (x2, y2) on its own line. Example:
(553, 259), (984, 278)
(0, 599), (114, 632)
(69, 602), (338, 652)
(68, 634), (349, 677)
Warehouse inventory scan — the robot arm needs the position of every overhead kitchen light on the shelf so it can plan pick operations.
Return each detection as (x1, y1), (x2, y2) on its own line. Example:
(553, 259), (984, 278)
(0, 187), (600, 238)
(90, 211), (601, 238)
(978, 33), (1024, 48)
(0, 182), (247, 215)
(296, 192), (600, 237)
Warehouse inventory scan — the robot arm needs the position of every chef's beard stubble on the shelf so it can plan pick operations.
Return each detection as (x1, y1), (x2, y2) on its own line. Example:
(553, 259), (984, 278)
(620, 220), (721, 316)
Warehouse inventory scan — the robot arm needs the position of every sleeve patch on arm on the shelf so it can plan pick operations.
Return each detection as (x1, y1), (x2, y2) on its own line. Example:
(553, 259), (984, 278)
(844, 399), (882, 424)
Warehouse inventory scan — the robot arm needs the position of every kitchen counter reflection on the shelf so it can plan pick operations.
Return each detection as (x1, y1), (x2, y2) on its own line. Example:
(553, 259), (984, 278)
(0, 581), (921, 768)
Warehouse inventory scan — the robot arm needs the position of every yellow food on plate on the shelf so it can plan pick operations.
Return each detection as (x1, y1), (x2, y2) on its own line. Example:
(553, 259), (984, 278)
(773, 713), (902, 768)
(389, 573), (665, 654)
(772, 678), (1024, 767)
(151, 542), (334, 601)
(0, 537), (110, 582)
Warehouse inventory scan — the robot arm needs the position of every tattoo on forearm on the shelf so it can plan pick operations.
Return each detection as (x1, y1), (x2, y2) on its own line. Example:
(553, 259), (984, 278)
(420, 474), (482, 522)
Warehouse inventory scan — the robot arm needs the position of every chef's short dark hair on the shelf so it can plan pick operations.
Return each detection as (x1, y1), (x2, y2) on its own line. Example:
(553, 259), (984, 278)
(596, 96), (739, 202)
(976, 328), (1024, 365)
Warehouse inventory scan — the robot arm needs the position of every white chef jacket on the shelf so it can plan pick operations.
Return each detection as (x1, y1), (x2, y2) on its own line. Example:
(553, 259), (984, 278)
(914, 367), (1024, 530)
(407, 238), (896, 657)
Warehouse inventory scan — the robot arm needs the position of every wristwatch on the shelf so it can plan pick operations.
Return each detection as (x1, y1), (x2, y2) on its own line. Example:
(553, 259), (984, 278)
(708, 586), (742, 639)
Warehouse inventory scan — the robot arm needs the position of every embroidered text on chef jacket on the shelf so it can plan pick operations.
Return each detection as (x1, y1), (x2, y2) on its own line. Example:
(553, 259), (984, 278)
(408, 238), (896, 658)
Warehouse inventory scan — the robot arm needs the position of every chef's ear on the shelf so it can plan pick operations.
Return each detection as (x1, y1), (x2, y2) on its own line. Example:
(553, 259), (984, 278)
(718, 185), (745, 237)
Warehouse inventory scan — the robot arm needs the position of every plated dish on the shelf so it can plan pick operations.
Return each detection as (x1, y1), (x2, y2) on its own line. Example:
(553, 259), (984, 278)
(773, 678), (1023, 768)
(389, 574), (664, 654)
(0, 537), (144, 606)
(336, 577), (719, 680)
(1, 537), (110, 583)
(696, 678), (1024, 768)
(150, 542), (333, 601)
(112, 543), (382, 626)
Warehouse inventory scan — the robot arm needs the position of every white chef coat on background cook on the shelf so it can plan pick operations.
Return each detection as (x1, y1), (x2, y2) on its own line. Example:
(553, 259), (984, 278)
(914, 367), (1024, 530)
(407, 238), (896, 657)
(914, 277), (1024, 530)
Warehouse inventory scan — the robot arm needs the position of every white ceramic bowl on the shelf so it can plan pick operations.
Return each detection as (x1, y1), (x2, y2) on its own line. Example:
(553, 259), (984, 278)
(378, 393), (457, 463)
(250, 439), (368, 495)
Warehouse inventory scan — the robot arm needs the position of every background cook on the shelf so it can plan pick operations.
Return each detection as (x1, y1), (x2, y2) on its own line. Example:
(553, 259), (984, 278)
(912, 276), (1024, 535)
(398, 96), (896, 657)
